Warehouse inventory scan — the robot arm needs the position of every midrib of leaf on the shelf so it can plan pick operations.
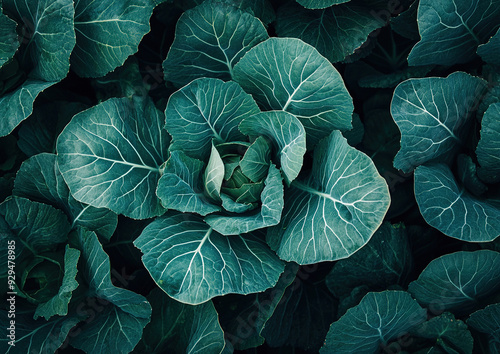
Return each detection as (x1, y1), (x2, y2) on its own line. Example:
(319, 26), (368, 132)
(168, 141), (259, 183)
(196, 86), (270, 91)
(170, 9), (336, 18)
(396, 86), (459, 141)
(66, 153), (160, 172)
(452, 0), (480, 44)
(292, 180), (342, 204)
(183, 95), (224, 142)
(178, 227), (213, 293)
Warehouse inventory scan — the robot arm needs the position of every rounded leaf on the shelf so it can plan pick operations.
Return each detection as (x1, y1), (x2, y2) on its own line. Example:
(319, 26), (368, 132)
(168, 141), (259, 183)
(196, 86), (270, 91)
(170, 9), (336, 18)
(408, 250), (500, 315)
(415, 163), (500, 242)
(162, 0), (269, 86)
(134, 212), (285, 305)
(267, 130), (390, 264)
(320, 291), (427, 353)
(57, 96), (169, 219)
(233, 37), (353, 148)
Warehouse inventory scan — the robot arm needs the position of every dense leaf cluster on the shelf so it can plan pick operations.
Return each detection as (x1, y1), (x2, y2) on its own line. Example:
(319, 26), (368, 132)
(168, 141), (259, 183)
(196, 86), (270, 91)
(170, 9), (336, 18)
(1, 0), (500, 353)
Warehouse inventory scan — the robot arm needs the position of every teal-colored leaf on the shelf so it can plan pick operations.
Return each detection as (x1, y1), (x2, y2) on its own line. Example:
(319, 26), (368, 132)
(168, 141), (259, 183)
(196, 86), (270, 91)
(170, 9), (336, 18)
(14, 153), (118, 240)
(414, 163), (500, 242)
(240, 136), (271, 182)
(220, 193), (254, 213)
(325, 222), (412, 299)
(71, 0), (154, 77)
(410, 312), (474, 354)
(391, 72), (487, 173)
(206, 164), (284, 235)
(408, 250), (500, 315)
(134, 211), (285, 305)
(0, 196), (70, 254)
(0, 10), (18, 67)
(276, 2), (385, 63)
(165, 78), (260, 160)
(239, 111), (306, 185)
(71, 228), (152, 354)
(478, 28), (500, 66)
(34, 246), (80, 320)
(233, 37), (354, 148)
(217, 263), (299, 350)
(3, 0), (75, 81)
(136, 288), (225, 353)
(0, 80), (56, 137)
(477, 102), (500, 183)
(467, 303), (500, 353)
(162, 0), (268, 86)
(157, 150), (220, 215)
(0, 313), (80, 353)
(204, 143), (225, 202)
(267, 130), (390, 265)
(57, 96), (169, 219)
(296, 0), (350, 9)
(408, 0), (500, 66)
(320, 291), (427, 353)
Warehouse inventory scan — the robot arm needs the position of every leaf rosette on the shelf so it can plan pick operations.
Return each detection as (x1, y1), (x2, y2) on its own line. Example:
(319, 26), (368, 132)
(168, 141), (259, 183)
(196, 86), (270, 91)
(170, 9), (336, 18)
(159, 78), (307, 235)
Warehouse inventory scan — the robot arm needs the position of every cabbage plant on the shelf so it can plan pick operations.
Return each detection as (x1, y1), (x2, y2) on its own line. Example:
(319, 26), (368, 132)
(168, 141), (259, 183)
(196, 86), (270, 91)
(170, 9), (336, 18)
(1, 0), (500, 353)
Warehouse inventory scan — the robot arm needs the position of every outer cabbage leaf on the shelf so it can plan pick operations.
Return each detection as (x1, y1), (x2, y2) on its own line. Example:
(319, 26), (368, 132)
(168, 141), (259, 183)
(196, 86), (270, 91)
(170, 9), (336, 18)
(70, 228), (152, 354)
(408, 250), (500, 314)
(467, 303), (500, 353)
(391, 72), (487, 173)
(134, 212), (285, 305)
(276, 2), (385, 63)
(0, 313), (80, 353)
(0, 9), (18, 67)
(136, 288), (225, 353)
(267, 130), (390, 265)
(239, 111), (306, 185)
(13, 153), (118, 240)
(0, 80), (56, 137)
(415, 163), (500, 242)
(0, 196), (70, 254)
(205, 164), (284, 235)
(476, 102), (500, 183)
(233, 37), (354, 148)
(165, 78), (260, 160)
(162, 0), (269, 86)
(2, 0), (75, 81)
(477, 28), (500, 66)
(408, 0), (500, 66)
(72, 0), (155, 77)
(296, 0), (350, 9)
(320, 291), (427, 353)
(157, 151), (221, 215)
(57, 96), (169, 219)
